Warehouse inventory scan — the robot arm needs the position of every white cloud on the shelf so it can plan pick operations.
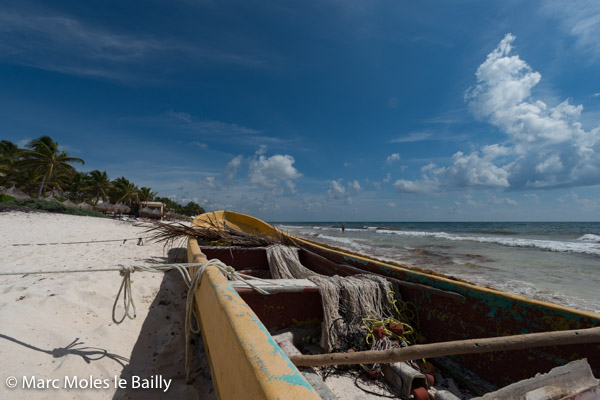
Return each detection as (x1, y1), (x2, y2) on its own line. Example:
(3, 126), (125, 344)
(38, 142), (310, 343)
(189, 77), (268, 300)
(393, 178), (439, 194)
(223, 155), (243, 182)
(0, 10), (266, 80)
(395, 33), (600, 196)
(390, 131), (432, 143)
(445, 151), (510, 188)
(193, 141), (208, 149)
(541, 0), (600, 59)
(202, 176), (219, 190)
(255, 145), (268, 156)
(248, 153), (302, 189)
(327, 180), (346, 198)
(326, 179), (358, 204)
(392, 150), (509, 194)
(385, 153), (400, 166)
(466, 33), (600, 190)
(348, 179), (361, 193)
(559, 192), (599, 212)
(525, 193), (540, 203)
(488, 194), (518, 206)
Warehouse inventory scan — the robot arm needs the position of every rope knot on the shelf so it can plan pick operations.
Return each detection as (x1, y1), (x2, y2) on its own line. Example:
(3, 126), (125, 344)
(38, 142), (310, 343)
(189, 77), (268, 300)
(119, 265), (135, 276)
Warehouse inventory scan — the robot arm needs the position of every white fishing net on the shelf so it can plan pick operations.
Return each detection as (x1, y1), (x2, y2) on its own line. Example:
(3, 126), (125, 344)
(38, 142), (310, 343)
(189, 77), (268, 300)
(266, 245), (393, 351)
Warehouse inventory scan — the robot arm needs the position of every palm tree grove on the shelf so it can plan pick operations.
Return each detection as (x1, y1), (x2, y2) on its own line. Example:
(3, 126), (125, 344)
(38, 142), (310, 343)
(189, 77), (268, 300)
(0, 136), (204, 218)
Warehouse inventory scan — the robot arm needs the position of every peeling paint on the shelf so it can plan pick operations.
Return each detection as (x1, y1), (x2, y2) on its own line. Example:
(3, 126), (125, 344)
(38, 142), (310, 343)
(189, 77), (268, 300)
(248, 314), (314, 392)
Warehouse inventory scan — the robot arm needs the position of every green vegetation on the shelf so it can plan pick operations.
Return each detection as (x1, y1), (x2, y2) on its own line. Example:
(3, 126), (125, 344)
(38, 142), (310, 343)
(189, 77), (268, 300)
(155, 197), (205, 217)
(0, 198), (106, 217)
(1, 136), (205, 217)
(0, 194), (16, 202)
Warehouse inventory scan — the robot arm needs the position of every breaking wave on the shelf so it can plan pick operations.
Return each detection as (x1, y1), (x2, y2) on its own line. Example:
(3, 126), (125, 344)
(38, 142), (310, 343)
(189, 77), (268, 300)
(375, 229), (600, 256)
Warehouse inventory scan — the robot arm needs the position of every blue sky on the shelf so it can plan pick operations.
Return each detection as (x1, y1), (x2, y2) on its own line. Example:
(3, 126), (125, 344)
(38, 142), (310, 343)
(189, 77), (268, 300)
(2, 0), (600, 221)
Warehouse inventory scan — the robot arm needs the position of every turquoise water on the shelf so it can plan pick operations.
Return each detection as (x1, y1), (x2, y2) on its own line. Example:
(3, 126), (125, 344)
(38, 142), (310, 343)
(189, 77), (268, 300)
(273, 222), (600, 313)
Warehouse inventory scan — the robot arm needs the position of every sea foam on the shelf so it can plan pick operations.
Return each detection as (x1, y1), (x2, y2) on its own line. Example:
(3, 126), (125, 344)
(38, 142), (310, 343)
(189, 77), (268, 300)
(375, 229), (600, 256)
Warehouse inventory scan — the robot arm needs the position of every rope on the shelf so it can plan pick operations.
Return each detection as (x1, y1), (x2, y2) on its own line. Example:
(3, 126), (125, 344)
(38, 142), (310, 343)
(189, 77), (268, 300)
(10, 237), (147, 246)
(0, 259), (280, 384)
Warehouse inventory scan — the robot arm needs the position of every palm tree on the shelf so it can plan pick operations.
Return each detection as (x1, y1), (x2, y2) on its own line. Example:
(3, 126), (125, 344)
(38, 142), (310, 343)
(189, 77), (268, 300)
(18, 136), (84, 198)
(65, 171), (88, 203)
(111, 177), (140, 206)
(0, 140), (21, 187)
(85, 170), (112, 204)
(138, 186), (156, 202)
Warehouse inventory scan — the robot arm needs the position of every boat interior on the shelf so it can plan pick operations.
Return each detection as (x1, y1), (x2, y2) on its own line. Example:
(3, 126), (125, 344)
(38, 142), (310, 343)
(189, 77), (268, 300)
(192, 242), (600, 399)
(196, 244), (479, 399)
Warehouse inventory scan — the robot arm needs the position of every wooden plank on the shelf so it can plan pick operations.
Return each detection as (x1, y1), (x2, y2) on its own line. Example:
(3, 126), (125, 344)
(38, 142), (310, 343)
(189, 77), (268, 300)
(231, 279), (319, 293)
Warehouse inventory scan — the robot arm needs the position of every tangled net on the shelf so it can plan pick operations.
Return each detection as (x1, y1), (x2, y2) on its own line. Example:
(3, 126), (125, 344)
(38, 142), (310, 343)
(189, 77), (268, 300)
(266, 245), (420, 376)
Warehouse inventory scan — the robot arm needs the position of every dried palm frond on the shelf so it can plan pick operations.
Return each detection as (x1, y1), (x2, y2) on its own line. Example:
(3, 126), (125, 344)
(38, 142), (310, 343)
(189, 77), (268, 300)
(141, 213), (294, 249)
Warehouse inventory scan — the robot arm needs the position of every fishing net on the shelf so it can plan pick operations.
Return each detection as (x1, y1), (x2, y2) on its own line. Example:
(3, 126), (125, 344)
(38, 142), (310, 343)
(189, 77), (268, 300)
(265, 245), (413, 354)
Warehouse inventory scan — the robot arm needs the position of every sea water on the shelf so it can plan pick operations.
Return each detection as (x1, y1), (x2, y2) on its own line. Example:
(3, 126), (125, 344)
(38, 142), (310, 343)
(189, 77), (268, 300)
(273, 222), (600, 313)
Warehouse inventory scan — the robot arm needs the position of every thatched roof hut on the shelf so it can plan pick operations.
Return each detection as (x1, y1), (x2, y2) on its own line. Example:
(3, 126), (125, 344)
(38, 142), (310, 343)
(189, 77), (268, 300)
(1, 186), (30, 200)
(115, 203), (131, 214)
(77, 202), (94, 210)
(62, 199), (77, 208)
(93, 202), (111, 212)
(139, 201), (165, 220)
(43, 195), (61, 203)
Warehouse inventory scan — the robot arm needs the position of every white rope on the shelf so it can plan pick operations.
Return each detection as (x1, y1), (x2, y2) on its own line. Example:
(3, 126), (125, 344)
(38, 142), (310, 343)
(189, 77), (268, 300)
(0, 260), (279, 384)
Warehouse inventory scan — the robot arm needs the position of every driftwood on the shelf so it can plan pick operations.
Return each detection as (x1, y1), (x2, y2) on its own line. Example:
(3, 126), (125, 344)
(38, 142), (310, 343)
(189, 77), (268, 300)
(289, 326), (600, 367)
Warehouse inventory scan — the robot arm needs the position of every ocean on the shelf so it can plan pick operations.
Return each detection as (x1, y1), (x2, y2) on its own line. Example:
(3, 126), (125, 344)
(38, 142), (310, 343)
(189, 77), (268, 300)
(273, 222), (600, 314)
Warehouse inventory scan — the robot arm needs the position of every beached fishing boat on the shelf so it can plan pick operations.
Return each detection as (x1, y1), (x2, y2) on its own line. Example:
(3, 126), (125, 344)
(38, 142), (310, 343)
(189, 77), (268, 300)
(185, 210), (600, 399)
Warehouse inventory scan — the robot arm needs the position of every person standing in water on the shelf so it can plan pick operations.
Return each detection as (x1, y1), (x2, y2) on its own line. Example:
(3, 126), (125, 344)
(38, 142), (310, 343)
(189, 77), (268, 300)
(341, 224), (345, 233)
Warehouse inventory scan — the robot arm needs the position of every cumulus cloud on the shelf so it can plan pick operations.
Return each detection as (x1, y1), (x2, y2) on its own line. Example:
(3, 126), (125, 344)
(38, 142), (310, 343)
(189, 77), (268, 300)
(248, 152), (302, 190)
(467, 33), (600, 189)
(397, 33), (600, 194)
(348, 179), (361, 193)
(393, 178), (439, 194)
(385, 153), (400, 166)
(326, 179), (360, 204)
(327, 180), (347, 199)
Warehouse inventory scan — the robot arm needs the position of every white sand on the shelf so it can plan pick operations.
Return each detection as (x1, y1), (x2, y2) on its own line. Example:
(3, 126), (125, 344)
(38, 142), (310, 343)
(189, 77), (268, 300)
(0, 211), (215, 400)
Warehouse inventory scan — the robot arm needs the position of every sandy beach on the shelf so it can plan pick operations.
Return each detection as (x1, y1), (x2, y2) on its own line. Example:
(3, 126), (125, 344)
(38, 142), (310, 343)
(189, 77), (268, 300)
(0, 211), (215, 400)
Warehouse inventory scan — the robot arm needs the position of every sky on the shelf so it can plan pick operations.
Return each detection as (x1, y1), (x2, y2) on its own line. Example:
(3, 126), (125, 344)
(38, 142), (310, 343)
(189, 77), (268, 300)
(2, 0), (600, 221)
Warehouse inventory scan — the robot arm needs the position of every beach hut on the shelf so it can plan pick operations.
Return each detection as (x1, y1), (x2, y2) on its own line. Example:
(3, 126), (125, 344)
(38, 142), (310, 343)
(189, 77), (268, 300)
(1, 186), (30, 200)
(93, 202), (111, 213)
(62, 199), (77, 208)
(115, 203), (131, 216)
(139, 201), (165, 220)
(77, 202), (94, 210)
(43, 195), (61, 203)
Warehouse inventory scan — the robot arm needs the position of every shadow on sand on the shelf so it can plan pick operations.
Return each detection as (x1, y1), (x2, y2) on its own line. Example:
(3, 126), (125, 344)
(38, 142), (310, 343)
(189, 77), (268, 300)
(113, 248), (215, 400)
(0, 334), (129, 367)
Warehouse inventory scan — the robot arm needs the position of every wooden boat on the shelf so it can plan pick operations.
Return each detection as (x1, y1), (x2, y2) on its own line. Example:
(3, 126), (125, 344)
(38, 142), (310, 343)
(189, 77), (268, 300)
(186, 210), (600, 399)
